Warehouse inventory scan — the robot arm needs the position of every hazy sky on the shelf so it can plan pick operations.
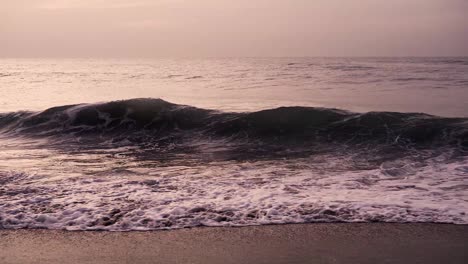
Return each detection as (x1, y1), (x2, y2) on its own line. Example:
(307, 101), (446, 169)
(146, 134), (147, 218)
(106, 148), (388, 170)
(1, 0), (467, 57)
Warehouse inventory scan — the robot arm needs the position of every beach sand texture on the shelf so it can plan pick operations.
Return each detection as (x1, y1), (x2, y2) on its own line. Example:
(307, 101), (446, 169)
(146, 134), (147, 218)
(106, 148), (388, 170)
(1, 223), (467, 264)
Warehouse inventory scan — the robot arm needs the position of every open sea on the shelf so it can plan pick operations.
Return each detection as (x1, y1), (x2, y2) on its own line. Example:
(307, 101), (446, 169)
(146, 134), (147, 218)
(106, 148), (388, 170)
(0, 57), (467, 230)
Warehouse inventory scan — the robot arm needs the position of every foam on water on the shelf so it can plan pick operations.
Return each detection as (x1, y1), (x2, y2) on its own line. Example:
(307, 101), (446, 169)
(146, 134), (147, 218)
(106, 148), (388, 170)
(1, 154), (467, 231)
(0, 129), (467, 230)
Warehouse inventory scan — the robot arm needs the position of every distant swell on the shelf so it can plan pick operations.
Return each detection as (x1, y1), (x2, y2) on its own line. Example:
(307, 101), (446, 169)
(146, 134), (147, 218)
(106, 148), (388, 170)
(0, 98), (467, 154)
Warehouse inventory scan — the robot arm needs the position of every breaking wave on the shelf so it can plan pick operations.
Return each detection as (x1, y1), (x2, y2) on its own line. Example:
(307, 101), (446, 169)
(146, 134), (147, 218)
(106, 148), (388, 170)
(0, 98), (467, 153)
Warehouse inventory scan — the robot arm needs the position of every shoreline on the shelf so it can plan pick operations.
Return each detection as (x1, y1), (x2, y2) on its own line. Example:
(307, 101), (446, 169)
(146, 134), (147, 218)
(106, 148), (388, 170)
(1, 223), (467, 264)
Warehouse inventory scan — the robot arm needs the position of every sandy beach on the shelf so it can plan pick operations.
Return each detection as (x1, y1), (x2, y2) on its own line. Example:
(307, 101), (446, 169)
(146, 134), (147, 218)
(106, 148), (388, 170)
(1, 223), (467, 264)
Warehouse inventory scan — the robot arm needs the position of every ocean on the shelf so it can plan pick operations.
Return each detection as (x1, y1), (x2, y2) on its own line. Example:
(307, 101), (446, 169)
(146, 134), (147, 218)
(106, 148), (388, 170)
(0, 57), (467, 230)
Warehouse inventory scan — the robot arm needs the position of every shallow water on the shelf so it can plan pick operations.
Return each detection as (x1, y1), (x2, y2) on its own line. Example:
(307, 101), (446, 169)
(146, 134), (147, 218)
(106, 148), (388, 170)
(0, 58), (467, 230)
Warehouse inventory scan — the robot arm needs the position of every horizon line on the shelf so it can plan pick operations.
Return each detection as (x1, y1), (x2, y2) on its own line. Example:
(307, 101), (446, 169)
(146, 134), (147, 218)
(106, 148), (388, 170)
(1, 55), (468, 60)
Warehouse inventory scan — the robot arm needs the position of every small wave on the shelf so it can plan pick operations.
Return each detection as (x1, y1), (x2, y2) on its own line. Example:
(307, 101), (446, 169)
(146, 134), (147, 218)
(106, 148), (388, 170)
(186, 76), (203, 79)
(165, 74), (183, 78)
(440, 59), (468, 65)
(393, 77), (430, 82)
(0, 73), (12, 78)
(325, 65), (376, 71)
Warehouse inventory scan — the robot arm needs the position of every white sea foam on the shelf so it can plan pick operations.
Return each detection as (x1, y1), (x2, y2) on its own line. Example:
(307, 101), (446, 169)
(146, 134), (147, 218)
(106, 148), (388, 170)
(1, 153), (467, 231)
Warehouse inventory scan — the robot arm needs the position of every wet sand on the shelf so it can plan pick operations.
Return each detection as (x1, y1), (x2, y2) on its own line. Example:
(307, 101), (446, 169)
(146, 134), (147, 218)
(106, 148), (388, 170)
(1, 223), (467, 264)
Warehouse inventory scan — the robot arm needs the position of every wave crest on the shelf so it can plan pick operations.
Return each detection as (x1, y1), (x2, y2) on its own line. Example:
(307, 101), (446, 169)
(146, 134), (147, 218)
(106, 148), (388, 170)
(0, 98), (467, 151)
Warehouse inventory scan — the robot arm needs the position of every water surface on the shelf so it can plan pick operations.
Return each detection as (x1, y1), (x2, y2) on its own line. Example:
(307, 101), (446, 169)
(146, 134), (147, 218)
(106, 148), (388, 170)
(0, 58), (467, 230)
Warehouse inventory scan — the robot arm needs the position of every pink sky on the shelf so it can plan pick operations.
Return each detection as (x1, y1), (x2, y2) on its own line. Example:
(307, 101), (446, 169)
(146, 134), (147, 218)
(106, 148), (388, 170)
(1, 0), (467, 57)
